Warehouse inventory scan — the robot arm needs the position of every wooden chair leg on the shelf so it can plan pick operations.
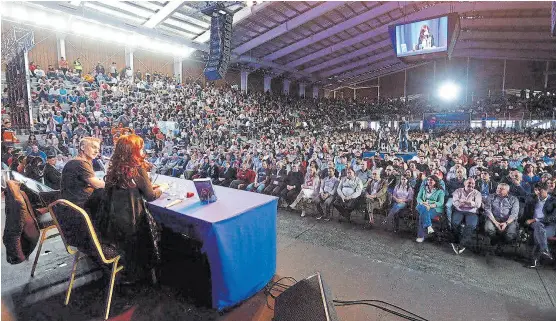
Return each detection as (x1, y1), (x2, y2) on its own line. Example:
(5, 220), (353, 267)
(65, 253), (80, 306)
(31, 229), (48, 277)
(104, 260), (119, 320)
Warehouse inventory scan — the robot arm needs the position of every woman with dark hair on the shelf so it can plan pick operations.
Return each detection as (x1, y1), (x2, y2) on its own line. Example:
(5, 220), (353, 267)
(415, 175), (445, 243)
(97, 134), (168, 283)
(25, 134), (39, 152)
(385, 175), (414, 232)
(522, 163), (540, 186)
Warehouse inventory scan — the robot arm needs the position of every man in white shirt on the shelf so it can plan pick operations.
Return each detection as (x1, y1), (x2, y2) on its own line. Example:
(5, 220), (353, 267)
(34, 66), (46, 78)
(48, 85), (60, 103)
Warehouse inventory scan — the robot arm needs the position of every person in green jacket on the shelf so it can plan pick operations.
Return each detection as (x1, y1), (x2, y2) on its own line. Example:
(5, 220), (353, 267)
(415, 175), (445, 243)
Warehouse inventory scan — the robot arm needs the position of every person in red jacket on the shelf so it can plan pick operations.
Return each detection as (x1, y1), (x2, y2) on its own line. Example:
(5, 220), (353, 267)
(229, 162), (256, 190)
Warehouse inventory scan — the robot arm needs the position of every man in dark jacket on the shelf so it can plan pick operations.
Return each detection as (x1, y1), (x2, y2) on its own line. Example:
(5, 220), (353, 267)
(265, 161), (288, 195)
(216, 161), (236, 187)
(208, 159), (220, 184)
(44, 154), (62, 190)
(492, 159), (510, 183)
(279, 163), (304, 206)
(475, 171), (497, 198)
(524, 182), (555, 267)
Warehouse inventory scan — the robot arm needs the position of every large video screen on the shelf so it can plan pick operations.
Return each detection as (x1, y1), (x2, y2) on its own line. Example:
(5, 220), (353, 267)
(394, 16), (448, 57)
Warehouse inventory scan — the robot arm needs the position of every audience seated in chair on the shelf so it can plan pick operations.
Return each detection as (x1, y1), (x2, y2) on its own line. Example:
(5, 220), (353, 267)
(524, 182), (556, 268)
(445, 169), (466, 227)
(316, 168), (339, 221)
(290, 167), (320, 217)
(385, 175), (414, 232)
(365, 169), (388, 225)
(246, 161), (270, 193)
(279, 163), (304, 207)
(229, 162), (256, 190)
(265, 161), (288, 196)
(415, 175), (445, 243)
(483, 183), (520, 252)
(333, 168), (363, 222)
(450, 178), (482, 255)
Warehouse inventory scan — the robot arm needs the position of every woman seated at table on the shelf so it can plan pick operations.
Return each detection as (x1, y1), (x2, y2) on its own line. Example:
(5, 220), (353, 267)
(97, 134), (168, 284)
(415, 175), (445, 243)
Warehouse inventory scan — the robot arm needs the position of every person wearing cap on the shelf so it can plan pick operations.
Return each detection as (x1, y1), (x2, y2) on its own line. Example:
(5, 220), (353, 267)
(44, 154), (62, 189)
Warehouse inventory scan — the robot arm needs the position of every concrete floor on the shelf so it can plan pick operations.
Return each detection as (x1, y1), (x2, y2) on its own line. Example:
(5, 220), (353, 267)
(2, 208), (555, 321)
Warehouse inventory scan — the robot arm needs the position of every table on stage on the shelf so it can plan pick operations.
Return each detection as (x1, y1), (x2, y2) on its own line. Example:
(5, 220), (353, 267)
(147, 175), (278, 311)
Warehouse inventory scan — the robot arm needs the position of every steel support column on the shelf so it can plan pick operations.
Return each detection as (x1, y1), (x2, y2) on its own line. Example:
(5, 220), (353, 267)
(313, 86), (319, 99)
(502, 59), (507, 94)
(544, 61), (549, 90)
(466, 57), (470, 104)
(56, 33), (66, 61)
(264, 75), (272, 93)
(404, 68), (407, 102)
(299, 82), (306, 97)
(241, 71), (249, 93)
(173, 57), (183, 83)
(283, 79), (290, 95)
(125, 47), (134, 81)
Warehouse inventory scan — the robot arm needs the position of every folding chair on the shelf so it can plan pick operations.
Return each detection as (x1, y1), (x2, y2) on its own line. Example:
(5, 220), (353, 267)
(48, 199), (124, 320)
(18, 190), (60, 277)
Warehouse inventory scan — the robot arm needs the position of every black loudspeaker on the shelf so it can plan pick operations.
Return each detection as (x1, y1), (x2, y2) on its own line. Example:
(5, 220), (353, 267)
(551, 1), (555, 37)
(274, 273), (340, 321)
(204, 12), (233, 81)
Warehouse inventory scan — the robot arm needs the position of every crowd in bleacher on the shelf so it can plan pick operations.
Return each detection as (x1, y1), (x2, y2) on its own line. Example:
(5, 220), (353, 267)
(2, 59), (556, 268)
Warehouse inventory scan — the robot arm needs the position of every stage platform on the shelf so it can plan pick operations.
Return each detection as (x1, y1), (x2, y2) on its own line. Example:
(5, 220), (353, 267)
(2, 207), (555, 321)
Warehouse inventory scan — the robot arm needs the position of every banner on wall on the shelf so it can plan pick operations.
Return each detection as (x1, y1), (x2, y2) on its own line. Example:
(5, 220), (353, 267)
(422, 113), (470, 130)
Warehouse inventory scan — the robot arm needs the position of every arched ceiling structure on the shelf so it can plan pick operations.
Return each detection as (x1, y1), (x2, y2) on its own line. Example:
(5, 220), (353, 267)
(26, 1), (556, 86)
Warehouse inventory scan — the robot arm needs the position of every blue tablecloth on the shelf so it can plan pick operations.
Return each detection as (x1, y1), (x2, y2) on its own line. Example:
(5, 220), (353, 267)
(147, 176), (277, 310)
